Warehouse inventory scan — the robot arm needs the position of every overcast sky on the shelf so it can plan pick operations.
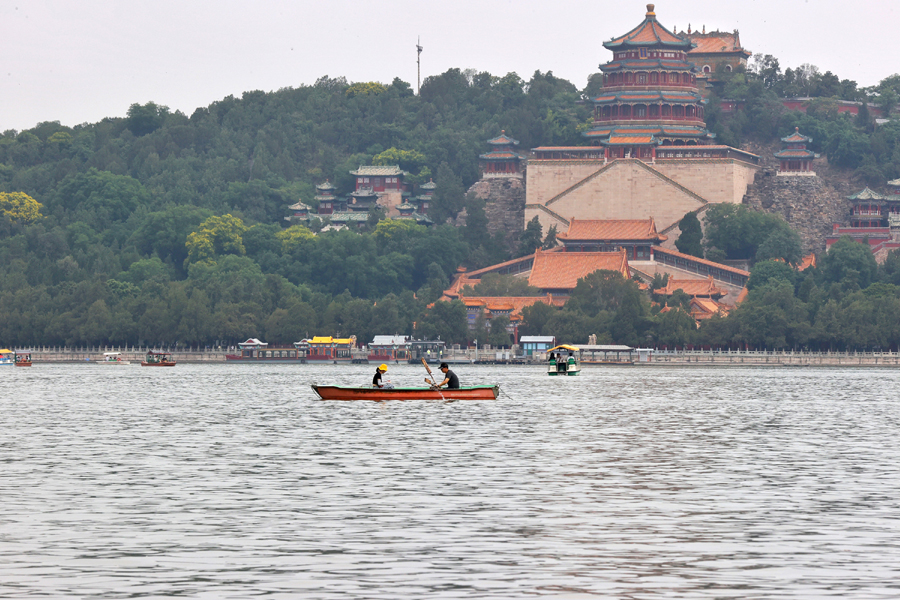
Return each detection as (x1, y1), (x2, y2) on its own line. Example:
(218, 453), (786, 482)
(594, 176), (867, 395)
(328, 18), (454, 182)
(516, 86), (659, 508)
(2, 0), (898, 132)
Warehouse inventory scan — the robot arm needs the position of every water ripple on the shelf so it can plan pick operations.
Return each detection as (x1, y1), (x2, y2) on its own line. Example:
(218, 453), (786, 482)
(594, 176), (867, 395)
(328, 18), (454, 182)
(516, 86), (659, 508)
(1, 364), (899, 598)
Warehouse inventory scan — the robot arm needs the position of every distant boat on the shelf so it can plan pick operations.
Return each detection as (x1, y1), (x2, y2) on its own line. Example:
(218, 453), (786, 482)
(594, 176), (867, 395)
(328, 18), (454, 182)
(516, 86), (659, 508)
(311, 384), (500, 401)
(225, 338), (305, 363)
(98, 351), (130, 365)
(0, 349), (13, 366)
(547, 345), (581, 376)
(14, 350), (32, 367)
(141, 351), (176, 367)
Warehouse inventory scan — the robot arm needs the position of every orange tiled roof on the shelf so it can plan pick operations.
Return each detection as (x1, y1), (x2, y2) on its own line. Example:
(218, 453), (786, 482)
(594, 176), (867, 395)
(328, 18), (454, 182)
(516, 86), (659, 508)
(685, 31), (748, 55)
(655, 275), (725, 297)
(607, 135), (655, 145)
(797, 253), (817, 271)
(559, 218), (668, 242)
(691, 298), (731, 320)
(605, 8), (689, 49)
(528, 249), (630, 290)
(456, 295), (567, 316)
(734, 287), (749, 304)
(653, 246), (750, 277)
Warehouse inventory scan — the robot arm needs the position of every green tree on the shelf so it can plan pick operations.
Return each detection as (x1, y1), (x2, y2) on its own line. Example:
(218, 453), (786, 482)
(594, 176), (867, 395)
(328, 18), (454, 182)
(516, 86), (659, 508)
(0, 191), (43, 223)
(819, 236), (878, 290)
(518, 216), (543, 257)
(126, 101), (169, 136)
(185, 214), (248, 264)
(417, 299), (467, 344)
(488, 314), (511, 347)
(755, 226), (803, 264)
(748, 259), (796, 290)
(675, 211), (703, 257)
(429, 162), (466, 224)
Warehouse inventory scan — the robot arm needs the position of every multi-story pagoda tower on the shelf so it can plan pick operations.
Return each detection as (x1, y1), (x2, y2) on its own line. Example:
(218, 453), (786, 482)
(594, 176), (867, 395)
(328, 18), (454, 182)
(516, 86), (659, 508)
(584, 4), (714, 158)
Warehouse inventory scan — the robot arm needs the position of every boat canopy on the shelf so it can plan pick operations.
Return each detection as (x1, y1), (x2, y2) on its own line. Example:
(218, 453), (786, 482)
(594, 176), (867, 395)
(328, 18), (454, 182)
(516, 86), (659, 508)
(548, 344), (580, 352)
(103, 351), (122, 356)
(0, 349), (12, 354)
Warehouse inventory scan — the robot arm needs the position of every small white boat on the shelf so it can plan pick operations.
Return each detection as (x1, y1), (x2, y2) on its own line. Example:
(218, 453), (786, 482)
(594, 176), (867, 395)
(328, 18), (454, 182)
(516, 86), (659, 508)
(98, 351), (131, 365)
(547, 344), (581, 376)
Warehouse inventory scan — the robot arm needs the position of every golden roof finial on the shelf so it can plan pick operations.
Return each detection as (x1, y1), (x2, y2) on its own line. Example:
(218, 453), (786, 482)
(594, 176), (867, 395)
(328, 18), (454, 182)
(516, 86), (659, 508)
(646, 4), (655, 16)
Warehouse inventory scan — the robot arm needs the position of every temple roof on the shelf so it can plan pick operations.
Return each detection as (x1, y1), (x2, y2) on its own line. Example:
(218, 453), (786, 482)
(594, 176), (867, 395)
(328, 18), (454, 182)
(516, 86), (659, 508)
(888, 178), (900, 187)
(689, 298), (732, 320)
(528, 249), (630, 291)
(847, 187), (888, 201)
(316, 180), (336, 191)
(604, 4), (693, 51)
(654, 275), (726, 297)
(351, 187), (378, 198)
(487, 131), (519, 146)
(329, 211), (370, 222)
(600, 59), (694, 73)
(605, 135), (657, 146)
(685, 31), (750, 57)
(350, 165), (407, 176)
(584, 124), (711, 139)
(453, 295), (566, 316)
(288, 200), (311, 211)
(479, 150), (525, 160)
(653, 246), (750, 277)
(558, 218), (668, 242)
(774, 149), (816, 158)
(419, 179), (436, 190)
(781, 127), (812, 143)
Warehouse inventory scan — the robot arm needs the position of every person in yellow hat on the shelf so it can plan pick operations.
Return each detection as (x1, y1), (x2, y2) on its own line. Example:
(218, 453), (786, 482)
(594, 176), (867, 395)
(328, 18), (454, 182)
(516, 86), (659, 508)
(373, 363), (393, 388)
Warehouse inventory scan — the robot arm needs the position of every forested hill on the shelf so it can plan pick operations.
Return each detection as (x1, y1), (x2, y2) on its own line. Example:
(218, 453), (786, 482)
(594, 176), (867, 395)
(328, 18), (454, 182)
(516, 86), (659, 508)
(2, 64), (900, 349)
(0, 70), (589, 347)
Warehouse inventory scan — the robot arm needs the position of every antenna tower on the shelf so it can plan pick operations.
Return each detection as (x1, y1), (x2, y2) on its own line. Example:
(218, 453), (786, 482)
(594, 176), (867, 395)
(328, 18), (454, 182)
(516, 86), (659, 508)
(416, 37), (423, 95)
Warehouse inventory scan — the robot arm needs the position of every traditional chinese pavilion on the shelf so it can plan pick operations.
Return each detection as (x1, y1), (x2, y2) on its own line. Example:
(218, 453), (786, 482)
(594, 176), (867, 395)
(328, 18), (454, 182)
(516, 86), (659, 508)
(653, 275), (726, 299)
(556, 218), (667, 260)
(584, 3), (714, 159)
(350, 165), (407, 193)
(775, 128), (816, 175)
(848, 187), (891, 228)
(684, 26), (751, 95)
(411, 179), (436, 214)
(480, 131), (525, 178)
(286, 199), (312, 224)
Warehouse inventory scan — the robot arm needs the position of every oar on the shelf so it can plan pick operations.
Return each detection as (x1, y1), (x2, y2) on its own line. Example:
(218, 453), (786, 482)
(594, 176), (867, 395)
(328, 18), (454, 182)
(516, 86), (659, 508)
(421, 358), (437, 386)
(421, 358), (447, 401)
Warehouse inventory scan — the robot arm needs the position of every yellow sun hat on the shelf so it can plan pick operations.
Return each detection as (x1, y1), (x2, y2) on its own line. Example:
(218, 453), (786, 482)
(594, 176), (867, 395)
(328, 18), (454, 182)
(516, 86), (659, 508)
(378, 363), (388, 371)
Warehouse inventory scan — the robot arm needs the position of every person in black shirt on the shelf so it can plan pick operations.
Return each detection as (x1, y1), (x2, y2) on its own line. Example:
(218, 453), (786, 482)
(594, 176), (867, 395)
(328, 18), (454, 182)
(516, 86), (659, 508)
(373, 363), (389, 388)
(428, 362), (459, 389)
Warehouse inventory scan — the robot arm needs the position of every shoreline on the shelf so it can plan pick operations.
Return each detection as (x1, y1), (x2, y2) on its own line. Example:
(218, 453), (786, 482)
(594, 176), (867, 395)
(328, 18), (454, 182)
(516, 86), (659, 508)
(12, 348), (900, 368)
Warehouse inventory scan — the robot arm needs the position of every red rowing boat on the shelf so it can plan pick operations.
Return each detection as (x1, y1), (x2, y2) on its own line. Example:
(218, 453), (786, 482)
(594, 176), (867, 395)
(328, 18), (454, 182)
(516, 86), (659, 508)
(311, 384), (500, 401)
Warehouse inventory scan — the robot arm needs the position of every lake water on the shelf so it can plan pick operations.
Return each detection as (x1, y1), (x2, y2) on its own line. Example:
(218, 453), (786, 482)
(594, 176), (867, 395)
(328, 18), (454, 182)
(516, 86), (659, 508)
(2, 363), (899, 598)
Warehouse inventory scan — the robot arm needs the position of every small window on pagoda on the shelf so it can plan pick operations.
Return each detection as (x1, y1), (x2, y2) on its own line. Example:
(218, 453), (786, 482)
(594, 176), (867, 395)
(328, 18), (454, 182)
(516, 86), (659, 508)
(703, 65), (711, 73)
(639, 48), (647, 59)
(725, 65), (733, 72)
(638, 74), (647, 84)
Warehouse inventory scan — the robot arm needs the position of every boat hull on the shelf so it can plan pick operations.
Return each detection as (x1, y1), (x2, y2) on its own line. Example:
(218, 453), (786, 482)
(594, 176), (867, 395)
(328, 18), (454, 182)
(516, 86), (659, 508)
(141, 361), (176, 367)
(311, 384), (499, 401)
